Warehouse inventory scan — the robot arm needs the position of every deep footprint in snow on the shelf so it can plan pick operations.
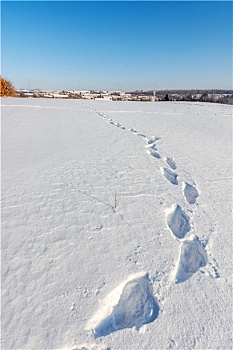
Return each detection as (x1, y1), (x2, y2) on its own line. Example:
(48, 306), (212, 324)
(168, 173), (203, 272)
(164, 156), (177, 170)
(182, 182), (199, 204)
(166, 204), (191, 239)
(147, 149), (161, 159)
(87, 273), (159, 338)
(175, 235), (208, 283)
(161, 167), (178, 185)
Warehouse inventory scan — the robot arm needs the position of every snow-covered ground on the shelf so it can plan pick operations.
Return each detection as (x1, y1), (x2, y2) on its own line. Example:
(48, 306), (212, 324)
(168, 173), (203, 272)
(1, 98), (232, 350)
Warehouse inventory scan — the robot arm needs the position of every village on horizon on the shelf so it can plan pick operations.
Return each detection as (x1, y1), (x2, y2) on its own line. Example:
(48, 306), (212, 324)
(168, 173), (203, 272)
(15, 88), (233, 104)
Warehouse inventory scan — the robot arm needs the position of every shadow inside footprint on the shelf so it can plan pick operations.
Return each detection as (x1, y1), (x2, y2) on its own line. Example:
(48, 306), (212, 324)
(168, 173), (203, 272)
(161, 167), (178, 185)
(182, 182), (199, 204)
(164, 156), (177, 170)
(147, 149), (161, 159)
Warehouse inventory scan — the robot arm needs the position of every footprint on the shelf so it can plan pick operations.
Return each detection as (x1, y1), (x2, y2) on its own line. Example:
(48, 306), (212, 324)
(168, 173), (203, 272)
(145, 143), (157, 150)
(164, 156), (176, 170)
(166, 204), (191, 239)
(182, 182), (199, 204)
(147, 136), (160, 144)
(86, 272), (159, 338)
(175, 235), (208, 283)
(147, 149), (160, 159)
(160, 167), (178, 185)
(92, 224), (103, 231)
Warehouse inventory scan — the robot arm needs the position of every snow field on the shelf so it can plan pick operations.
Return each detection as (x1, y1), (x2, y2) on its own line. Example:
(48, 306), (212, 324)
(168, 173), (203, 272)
(1, 98), (232, 350)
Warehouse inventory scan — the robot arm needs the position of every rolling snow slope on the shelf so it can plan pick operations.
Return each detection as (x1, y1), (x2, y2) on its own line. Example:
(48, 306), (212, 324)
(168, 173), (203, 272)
(1, 98), (232, 350)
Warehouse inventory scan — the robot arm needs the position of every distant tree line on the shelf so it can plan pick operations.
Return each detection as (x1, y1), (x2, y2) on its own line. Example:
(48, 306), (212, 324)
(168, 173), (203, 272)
(127, 89), (233, 105)
(128, 89), (233, 95)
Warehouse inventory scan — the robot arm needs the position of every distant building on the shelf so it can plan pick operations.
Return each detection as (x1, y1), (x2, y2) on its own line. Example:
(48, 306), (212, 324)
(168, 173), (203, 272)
(22, 90), (33, 96)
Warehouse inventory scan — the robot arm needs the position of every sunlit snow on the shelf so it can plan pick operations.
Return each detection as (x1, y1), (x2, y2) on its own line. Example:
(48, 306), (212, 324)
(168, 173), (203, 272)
(1, 98), (232, 350)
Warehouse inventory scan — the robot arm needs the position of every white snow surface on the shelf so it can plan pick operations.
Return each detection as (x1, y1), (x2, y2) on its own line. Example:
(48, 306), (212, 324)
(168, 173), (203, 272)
(1, 98), (232, 350)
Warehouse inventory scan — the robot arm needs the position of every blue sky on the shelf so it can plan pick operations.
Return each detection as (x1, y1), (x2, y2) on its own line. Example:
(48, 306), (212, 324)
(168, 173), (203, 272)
(1, 1), (232, 90)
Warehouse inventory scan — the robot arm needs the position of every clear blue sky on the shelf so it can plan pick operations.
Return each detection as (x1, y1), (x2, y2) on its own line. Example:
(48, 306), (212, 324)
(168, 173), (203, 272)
(1, 1), (232, 91)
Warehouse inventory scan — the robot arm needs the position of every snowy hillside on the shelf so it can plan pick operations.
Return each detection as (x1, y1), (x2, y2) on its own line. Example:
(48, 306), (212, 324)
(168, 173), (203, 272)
(1, 98), (232, 350)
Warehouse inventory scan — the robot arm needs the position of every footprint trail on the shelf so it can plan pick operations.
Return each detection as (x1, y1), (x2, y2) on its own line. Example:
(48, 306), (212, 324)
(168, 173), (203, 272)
(79, 101), (216, 344)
